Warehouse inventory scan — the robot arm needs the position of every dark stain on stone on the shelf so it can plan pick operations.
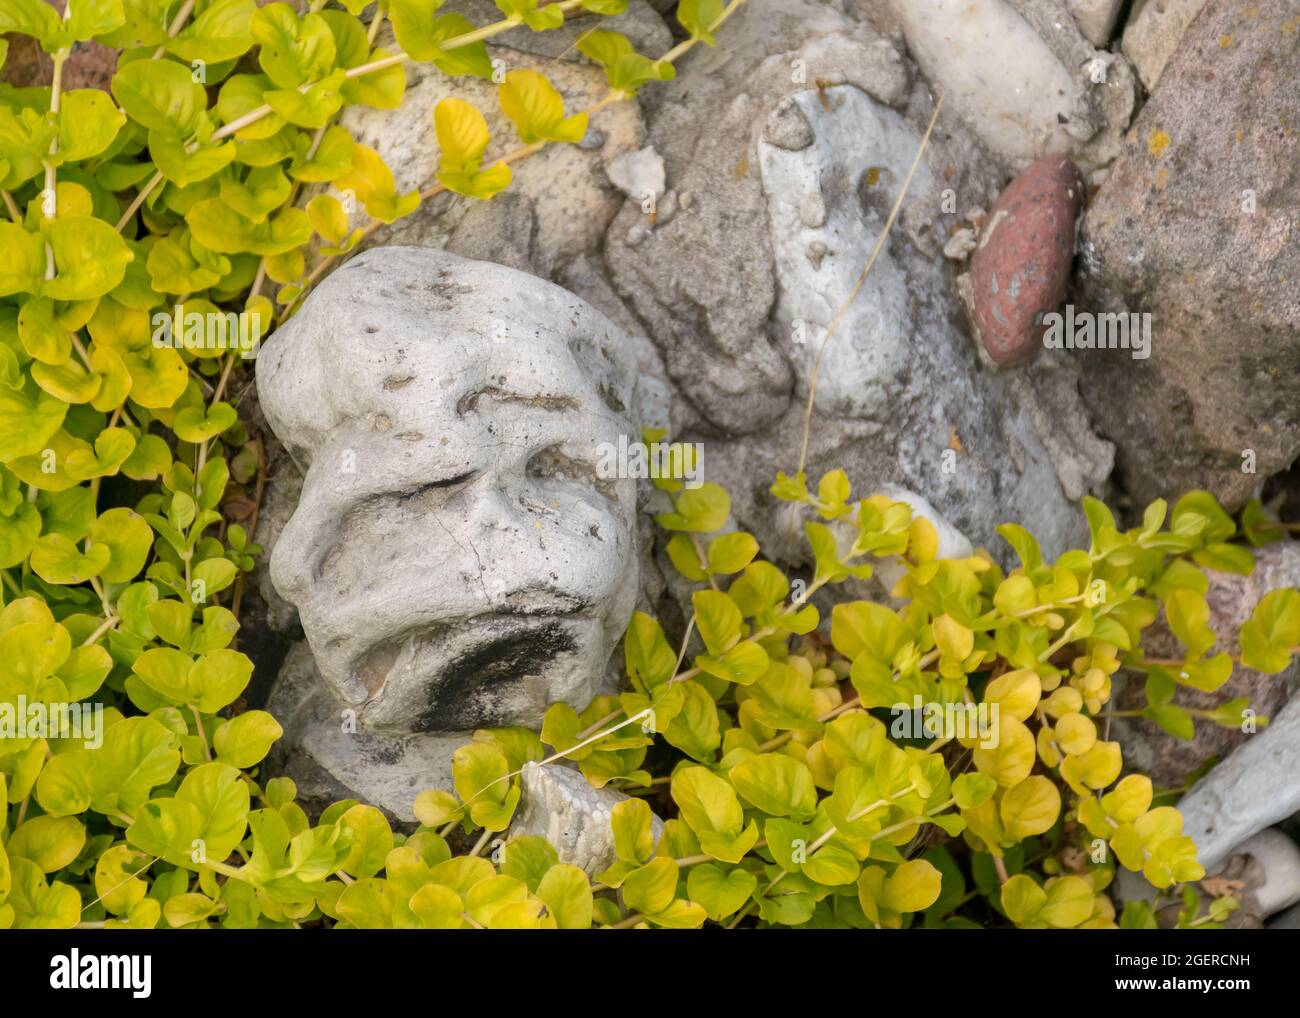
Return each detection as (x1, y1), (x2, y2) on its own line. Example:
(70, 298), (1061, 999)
(456, 386), (581, 416)
(414, 623), (577, 732)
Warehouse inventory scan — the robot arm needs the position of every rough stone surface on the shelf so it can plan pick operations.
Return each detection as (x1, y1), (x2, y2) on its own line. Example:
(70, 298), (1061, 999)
(605, 146), (666, 206)
(1113, 542), (1300, 789)
(971, 156), (1084, 367)
(1077, 0), (1300, 511)
(334, 29), (644, 281)
(1176, 693), (1300, 872)
(1217, 829), (1300, 917)
(605, 0), (912, 437)
(1121, 0), (1210, 91)
(606, 0), (1111, 564)
(257, 247), (653, 817)
(1068, 0), (1126, 47)
(266, 642), (459, 823)
(511, 762), (663, 877)
(887, 0), (1137, 172)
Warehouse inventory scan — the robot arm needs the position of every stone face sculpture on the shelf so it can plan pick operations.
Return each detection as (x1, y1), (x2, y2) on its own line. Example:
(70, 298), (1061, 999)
(256, 246), (648, 818)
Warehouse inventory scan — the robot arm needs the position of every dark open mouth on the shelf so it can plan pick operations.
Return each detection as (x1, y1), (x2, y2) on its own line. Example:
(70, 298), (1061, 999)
(410, 619), (579, 733)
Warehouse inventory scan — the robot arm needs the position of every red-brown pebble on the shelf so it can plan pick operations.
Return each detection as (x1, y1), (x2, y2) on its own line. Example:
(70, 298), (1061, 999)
(970, 156), (1083, 367)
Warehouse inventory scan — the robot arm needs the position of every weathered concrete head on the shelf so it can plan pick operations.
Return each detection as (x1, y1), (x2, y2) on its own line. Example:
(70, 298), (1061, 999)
(258, 246), (641, 739)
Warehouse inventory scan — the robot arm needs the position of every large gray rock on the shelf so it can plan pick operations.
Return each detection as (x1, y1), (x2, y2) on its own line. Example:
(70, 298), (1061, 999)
(886, 0), (1137, 174)
(605, 0), (1111, 562)
(1221, 829), (1300, 917)
(1077, 0), (1300, 511)
(1177, 693), (1300, 872)
(1121, 0), (1209, 91)
(1113, 542), (1300, 788)
(257, 247), (653, 819)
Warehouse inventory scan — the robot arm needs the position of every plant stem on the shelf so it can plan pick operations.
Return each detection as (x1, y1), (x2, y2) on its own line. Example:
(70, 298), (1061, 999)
(189, 704), (213, 760)
(153, 0), (198, 58)
(81, 614), (120, 647)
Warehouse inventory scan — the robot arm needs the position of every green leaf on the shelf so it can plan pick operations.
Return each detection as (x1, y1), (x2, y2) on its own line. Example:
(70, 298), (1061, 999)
(496, 835), (556, 891)
(707, 531), (759, 574)
(662, 679), (721, 761)
(91, 716), (182, 816)
(576, 30), (676, 97)
(952, 772), (997, 810)
(149, 133), (237, 188)
(621, 856), (677, 915)
(187, 198), (312, 255)
(451, 742), (518, 831)
(1239, 588), (1300, 674)
(0, 503), (41, 569)
(677, 0), (724, 45)
(29, 534), (111, 585)
(803, 843), (860, 887)
(729, 754), (817, 820)
(498, 69), (588, 144)
(190, 649), (254, 713)
(536, 864), (592, 929)
(167, 0), (256, 63)
(176, 761), (250, 863)
(693, 589), (743, 655)
(433, 98), (512, 200)
(8, 816), (85, 873)
(0, 0), (64, 51)
(1000, 873), (1046, 926)
(66, 0), (125, 42)
(338, 804), (393, 879)
(110, 60), (208, 138)
(495, 0), (565, 30)
(412, 788), (462, 827)
(65, 428), (136, 481)
(1171, 490), (1235, 544)
(654, 482), (729, 533)
(56, 90), (125, 163)
(94, 845), (150, 916)
(1165, 589), (1216, 660)
(687, 863), (755, 922)
(88, 507), (152, 582)
(610, 797), (656, 865)
(43, 217), (134, 301)
(265, 70), (347, 128)
(250, 2), (337, 89)
(6, 858), (80, 928)
(174, 402), (239, 443)
(624, 611), (676, 692)
(0, 618), (70, 683)
(670, 765), (743, 844)
(216, 73), (286, 140)
(0, 223), (45, 296)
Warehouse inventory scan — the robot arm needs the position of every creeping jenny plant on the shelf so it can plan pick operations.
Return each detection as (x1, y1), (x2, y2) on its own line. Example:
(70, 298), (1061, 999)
(0, 0), (1297, 929)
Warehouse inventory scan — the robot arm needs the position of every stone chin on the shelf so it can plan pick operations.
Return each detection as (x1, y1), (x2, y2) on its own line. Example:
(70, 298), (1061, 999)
(330, 610), (622, 734)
